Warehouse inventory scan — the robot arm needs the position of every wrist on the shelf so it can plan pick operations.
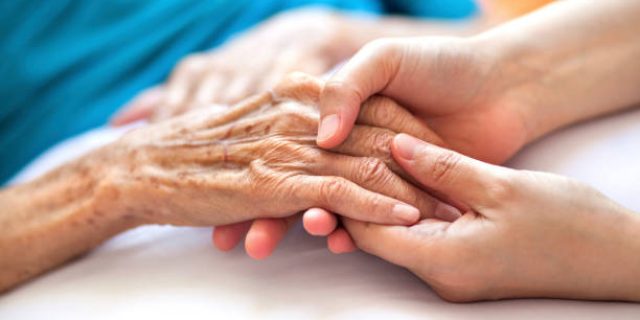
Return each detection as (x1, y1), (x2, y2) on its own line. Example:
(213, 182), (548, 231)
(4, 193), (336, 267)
(93, 143), (147, 228)
(0, 147), (141, 291)
(468, 33), (556, 144)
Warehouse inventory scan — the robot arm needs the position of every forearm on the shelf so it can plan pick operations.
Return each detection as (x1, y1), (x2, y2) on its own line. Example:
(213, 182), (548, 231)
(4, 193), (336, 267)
(0, 148), (139, 292)
(477, 0), (640, 141)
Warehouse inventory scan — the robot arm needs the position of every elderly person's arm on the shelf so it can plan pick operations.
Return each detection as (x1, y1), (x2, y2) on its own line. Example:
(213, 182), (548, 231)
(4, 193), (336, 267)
(0, 74), (441, 292)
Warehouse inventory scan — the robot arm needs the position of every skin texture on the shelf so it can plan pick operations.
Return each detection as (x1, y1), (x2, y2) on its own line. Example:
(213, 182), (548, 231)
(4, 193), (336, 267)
(230, 36), (532, 257)
(109, 9), (488, 257)
(310, 0), (640, 253)
(316, 35), (530, 163)
(212, 92), (463, 258)
(317, 1), (640, 152)
(210, 1), (640, 258)
(345, 134), (640, 302)
(212, 1), (640, 302)
(0, 73), (448, 292)
(110, 8), (486, 126)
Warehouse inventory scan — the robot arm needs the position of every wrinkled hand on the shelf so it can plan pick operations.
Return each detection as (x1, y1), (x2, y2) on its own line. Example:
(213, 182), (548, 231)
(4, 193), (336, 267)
(111, 9), (352, 125)
(343, 134), (640, 302)
(210, 75), (462, 258)
(105, 74), (446, 230)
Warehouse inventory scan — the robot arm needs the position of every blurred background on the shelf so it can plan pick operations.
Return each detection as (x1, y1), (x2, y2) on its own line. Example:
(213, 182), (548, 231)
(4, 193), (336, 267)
(0, 0), (552, 184)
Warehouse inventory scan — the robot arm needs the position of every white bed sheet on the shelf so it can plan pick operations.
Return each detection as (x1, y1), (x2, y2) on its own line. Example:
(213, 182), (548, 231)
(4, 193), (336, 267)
(1, 108), (640, 319)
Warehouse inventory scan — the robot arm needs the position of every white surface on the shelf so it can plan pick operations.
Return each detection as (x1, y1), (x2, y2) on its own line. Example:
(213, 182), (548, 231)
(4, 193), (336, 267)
(2, 109), (640, 319)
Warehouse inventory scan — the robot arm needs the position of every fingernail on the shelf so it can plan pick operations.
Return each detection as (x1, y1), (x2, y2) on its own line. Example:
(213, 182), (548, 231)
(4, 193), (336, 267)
(317, 114), (340, 142)
(393, 204), (420, 223)
(393, 134), (421, 160)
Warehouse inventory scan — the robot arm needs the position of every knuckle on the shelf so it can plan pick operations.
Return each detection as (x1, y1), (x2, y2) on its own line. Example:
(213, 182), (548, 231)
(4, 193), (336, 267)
(318, 177), (349, 205)
(357, 157), (389, 185)
(370, 130), (393, 158)
(429, 151), (463, 186)
(483, 172), (517, 206)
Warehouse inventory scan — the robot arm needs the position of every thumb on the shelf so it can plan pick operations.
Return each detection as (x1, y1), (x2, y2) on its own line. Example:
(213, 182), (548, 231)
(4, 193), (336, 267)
(391, 134), (510, 208)
(317, 40), (402, 148)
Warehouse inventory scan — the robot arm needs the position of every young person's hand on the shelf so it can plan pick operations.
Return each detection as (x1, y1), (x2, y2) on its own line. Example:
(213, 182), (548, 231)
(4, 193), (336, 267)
(343, 134), (640, 302)
(303, 35), (533, 252)
(211, 34), (532, 258)
(316, 1), (640, 164)
(316, 36), (530, 165)
(312, 0), (640, 255)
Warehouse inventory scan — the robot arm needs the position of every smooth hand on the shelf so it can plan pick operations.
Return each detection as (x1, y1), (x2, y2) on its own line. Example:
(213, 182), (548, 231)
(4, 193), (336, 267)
(305, 36), (534, 252)
(343, 134), (640, 302)
(316, 36), (531, 164)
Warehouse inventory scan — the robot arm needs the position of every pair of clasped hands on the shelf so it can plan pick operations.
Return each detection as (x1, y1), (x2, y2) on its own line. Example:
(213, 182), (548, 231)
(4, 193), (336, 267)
(216, 39), (640, 302)
(111, 1), (640, 302)
(114, 33), (640, 301)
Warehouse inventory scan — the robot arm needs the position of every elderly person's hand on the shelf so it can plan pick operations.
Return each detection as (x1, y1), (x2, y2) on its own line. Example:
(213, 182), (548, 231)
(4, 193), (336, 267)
(110, 8), (487, 126)
(111, 74), (435, 227)
(210, 76), (462, 259)
(221, 35), (522, 257)
(0, 73), (446, 291)
(110, 9), (357, 125)
(343, 134), (640, 302)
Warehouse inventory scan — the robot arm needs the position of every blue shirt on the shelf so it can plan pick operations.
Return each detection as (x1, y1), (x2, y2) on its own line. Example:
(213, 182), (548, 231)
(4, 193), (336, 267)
(0, 0), (476, 183)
